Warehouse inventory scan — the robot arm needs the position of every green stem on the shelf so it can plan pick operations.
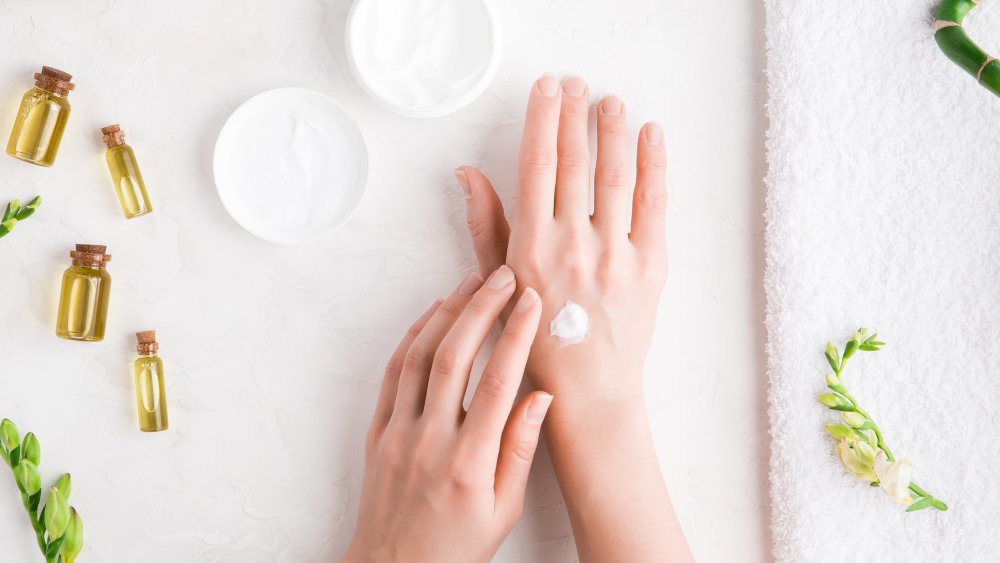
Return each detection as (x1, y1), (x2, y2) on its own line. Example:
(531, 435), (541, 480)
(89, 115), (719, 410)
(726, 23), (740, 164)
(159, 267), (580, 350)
(935, 0), (1000, 97)
(836, 389), (896, 461)
(20, 492), (47, 556)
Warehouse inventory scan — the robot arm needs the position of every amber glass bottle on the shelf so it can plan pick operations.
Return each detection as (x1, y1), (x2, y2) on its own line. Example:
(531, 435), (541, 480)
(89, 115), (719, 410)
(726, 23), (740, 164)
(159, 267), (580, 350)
(55, 245), (112, 342)
(6, 66), (74, 167)
(134, 331), (168, 432)
(101, 124), (152, 218)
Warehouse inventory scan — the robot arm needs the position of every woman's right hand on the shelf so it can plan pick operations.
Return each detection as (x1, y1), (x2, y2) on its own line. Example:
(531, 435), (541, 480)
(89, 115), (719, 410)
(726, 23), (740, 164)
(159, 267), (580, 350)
(344, 266), (550, 563)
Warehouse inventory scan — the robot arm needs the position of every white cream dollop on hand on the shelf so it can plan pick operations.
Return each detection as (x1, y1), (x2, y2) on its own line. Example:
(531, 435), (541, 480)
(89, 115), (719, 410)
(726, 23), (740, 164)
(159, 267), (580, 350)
(549, 300), (589, 346)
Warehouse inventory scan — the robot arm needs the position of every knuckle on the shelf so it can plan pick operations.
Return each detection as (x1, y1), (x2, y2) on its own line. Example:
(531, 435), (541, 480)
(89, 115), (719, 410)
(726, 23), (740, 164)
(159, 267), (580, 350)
(463, 296), (492, 316)
(437, 298), (463, 316)
(522, 148), (556, 172)
(384, 357), (404, 380)
(637, 186), (668, 211)
(510, 437), (538, 462)
(476, 371), (510, 401)
(597, 165), (630, 189)
(556, 147), (589, 170)
(432, 346), (462, 376)
(402, 348), (432, 375)
(639, 153), (667, 171)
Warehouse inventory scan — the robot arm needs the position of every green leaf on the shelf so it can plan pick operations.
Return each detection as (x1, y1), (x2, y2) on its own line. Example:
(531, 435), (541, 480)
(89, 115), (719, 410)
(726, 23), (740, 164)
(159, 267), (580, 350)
(60, 508), (84, 563)
(0, 419), (19, 450)
(930, 498), (948, 511)
(13, 196), (40, 221)
(2, 199), (19, 222)
(0, 218), (16, 238)
(45, 536), (65, 560)
(56, 473), (72, 500)
(906, 497), (934, 512)
(15, 460), (41, 495)
(843, 339), (859, 360)
(825, 343), (841, 373)
(21, 432), (40, 465)
(9, 444), (20, 467)
(44, 487), (70, 539)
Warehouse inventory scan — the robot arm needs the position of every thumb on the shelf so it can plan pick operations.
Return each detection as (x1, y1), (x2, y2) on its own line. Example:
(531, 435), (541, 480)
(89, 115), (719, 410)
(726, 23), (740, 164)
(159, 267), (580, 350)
(455, 166), (510, 277)
(494, 391), (553, 516)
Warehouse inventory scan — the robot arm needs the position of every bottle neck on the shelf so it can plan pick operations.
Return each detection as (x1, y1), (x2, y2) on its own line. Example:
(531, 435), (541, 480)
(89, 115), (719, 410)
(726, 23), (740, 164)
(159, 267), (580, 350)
(71, 261), (107, 270)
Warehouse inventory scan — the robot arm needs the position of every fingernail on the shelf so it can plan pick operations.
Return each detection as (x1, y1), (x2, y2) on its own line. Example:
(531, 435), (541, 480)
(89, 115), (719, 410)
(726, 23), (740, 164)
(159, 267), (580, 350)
(562, 77), (587, 97)
(526, 393), (553, 424)
(645, 122), (662, 146)
(486, 264), (515, 289)
(458, 272), (485, 295)
(600, 96), (622, 116)
(536, 74), (559, 97)
(514, 287), (538, 313)
(454, 168), (471, 196)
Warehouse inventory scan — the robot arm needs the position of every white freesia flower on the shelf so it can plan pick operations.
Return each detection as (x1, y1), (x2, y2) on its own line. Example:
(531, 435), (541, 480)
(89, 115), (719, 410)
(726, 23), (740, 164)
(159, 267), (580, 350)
(873, 451), (914, 505)
(835, 438), (877, 482)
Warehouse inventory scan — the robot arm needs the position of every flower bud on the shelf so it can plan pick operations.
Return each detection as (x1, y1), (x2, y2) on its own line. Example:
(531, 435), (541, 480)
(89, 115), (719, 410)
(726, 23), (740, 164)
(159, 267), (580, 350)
(817, 393), (853, 411)
(56, 473), (72, 500)
(60, 508), (84, 563)
(824, 423), (856, 440)
(21, 432), (40, 466)
(840, 412), (867, 428)
(0, 419), (19, 451)
(15, 460), (41, 495)
(44, 487), (70, 540)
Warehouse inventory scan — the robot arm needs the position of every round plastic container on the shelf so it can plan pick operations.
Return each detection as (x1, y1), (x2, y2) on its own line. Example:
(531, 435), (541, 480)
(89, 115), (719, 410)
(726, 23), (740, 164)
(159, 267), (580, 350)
(345, 0), (502, 118)
(213, 88), (368, 244)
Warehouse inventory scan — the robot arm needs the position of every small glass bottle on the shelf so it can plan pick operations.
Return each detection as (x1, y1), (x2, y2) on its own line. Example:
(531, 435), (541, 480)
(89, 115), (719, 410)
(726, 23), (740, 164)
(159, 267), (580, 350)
(134, 331), (168, 432)
(101, 124), (152, 218)
(6, 66), (75, 167)
(55, 244), (112, 342)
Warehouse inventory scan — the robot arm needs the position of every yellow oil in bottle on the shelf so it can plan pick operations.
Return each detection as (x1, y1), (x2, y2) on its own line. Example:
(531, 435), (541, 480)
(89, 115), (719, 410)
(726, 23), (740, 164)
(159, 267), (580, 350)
(6, 67), (74, 167)
(101, 125), (152, 218)
(55, 245), (112, 342)
(134, 331), (168, 432)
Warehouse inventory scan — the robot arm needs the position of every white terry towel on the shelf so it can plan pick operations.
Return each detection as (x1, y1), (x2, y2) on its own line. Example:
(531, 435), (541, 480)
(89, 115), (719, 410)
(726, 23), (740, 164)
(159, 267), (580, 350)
(765, 1), (1000, 560)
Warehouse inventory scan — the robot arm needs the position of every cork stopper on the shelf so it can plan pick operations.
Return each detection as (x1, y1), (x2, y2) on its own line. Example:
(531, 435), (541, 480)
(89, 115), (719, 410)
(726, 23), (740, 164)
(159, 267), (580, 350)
(33, 66), (74, 97)
(136, 330), (159, 355)
(69, 243), (111, 267)
(101, 124), (125, 148)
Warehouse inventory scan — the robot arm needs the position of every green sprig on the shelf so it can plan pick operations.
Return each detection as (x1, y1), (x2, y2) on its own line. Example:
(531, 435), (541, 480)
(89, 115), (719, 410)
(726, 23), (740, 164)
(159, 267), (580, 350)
(0, 196), (42, 239)
(0, 419), (84, 562)
(817, 330), (947, 512)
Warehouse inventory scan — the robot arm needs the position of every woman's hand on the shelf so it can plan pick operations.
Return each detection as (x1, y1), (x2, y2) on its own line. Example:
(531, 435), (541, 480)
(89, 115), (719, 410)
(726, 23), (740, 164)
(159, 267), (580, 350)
(456, 74), (667, 411)
(455, 75), (691, 562)
(343, 266), (551, 563)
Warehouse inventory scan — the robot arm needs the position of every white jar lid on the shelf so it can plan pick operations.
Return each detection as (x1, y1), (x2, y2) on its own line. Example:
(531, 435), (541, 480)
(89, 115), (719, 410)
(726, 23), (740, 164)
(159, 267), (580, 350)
(213, 88), (368, 244)
(346, 0), (502, 118)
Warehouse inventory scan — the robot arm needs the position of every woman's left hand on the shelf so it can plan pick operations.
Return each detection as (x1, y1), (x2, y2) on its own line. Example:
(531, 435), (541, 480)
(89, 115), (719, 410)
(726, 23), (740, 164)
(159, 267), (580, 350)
(343, 266), (551, 563)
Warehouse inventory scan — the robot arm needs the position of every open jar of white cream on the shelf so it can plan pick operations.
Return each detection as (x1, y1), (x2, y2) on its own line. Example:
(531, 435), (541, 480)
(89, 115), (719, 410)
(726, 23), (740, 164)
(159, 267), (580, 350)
(345, 0), (502, 118)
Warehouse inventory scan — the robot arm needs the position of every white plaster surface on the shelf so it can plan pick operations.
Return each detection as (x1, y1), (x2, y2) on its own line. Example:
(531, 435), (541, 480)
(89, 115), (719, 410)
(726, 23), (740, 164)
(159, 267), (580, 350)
(0, 1), (768, 561)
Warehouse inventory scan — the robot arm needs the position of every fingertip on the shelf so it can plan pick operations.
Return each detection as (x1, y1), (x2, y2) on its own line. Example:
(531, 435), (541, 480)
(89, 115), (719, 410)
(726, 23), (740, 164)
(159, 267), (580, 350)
(454, 167), (472, 196)
(513, 286), (539, 314)
(524, 392), (553, 424)
(642, 121), (664, 147)
(535, 73), (560, 97)
(599, 95), (624, 117)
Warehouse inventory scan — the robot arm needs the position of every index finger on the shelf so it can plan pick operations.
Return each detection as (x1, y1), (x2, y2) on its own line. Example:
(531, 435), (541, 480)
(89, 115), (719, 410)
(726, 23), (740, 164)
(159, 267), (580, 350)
(459, 287), (542, 460)
(516, 74), (562, 227)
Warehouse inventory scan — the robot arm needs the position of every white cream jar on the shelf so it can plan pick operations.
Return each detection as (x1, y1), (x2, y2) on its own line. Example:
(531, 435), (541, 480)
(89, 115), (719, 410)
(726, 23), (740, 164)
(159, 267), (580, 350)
(346, 0), (502, 117)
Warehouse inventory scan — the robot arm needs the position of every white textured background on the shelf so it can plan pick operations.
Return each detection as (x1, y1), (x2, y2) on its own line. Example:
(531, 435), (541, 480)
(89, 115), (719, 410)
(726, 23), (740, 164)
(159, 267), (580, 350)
(0, 1), (768, 561)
